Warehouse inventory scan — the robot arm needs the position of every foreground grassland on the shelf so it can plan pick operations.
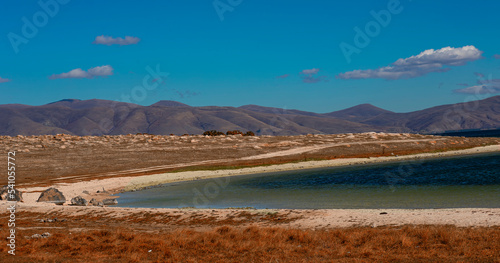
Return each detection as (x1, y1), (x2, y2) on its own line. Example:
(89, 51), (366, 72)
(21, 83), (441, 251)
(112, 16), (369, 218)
(1, 224), (499, 262)
(0, 208), (499, 262)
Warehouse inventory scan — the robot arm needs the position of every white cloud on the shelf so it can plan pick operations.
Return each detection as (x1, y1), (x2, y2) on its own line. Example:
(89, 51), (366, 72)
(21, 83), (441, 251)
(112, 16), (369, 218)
(300, 68), (320, 75)
(93, 35), (140, 46)
(0, 77), (11, 83)
(299, 68), (327, 83)
(87, 65), (113, 76)
(50, 65), (114, 79)
(337, 46), (483, 80)
(50, 68), (91, 79)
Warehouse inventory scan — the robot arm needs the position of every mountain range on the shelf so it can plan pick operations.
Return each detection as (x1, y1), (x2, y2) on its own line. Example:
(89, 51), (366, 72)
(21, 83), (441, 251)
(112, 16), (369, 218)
(0, 96), (499, 136)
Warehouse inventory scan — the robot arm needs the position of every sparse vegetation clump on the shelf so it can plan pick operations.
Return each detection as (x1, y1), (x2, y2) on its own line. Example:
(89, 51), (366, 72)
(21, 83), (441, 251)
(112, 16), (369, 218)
(226, 130), (244, 136)
(202, 130), (255, 136)
(244, 131), (255, 136)
(202, 130), (225, 136)
(226, 130), (255, 136)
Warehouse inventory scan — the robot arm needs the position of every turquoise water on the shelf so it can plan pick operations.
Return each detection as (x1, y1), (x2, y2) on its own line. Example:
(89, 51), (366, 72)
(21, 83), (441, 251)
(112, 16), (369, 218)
(115, 153), (500, 209)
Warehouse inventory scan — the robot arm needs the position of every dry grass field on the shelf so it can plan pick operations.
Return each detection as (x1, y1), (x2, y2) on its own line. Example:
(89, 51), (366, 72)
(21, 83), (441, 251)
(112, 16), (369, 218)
(0, 207), (499, 262)
(1, 223), (499, 262)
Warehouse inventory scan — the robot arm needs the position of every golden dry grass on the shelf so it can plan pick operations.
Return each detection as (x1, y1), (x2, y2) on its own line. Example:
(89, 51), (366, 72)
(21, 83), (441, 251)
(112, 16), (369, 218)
(1, 225), (499, 262)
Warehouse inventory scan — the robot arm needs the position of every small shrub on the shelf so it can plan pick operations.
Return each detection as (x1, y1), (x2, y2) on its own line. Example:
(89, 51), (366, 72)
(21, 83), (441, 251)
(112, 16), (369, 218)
(203, 130), (225, 136)
(244, 131), (256, 136)
(226, 130), (244, 136)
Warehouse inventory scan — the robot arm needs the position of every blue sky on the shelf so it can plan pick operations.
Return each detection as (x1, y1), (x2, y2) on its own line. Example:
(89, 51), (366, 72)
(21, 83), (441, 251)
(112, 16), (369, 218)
(1, 0), (500, 113)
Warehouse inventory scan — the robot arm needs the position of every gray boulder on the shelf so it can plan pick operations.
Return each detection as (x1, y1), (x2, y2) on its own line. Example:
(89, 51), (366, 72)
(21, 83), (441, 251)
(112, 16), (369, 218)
(89, 198), (104, 207)
(97, 189), (109, 194)
(0, 185), (23, 202)
(70, 196), (88, 206)
(30, 233), (51, 239)
(102, 198), (118, 205)
(37, 188), (66, 205)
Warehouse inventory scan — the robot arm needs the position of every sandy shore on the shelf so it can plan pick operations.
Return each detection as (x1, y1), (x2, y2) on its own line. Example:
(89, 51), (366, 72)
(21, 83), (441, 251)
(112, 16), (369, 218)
(2, 202), (499, 228)
(17, 144), (499, 206)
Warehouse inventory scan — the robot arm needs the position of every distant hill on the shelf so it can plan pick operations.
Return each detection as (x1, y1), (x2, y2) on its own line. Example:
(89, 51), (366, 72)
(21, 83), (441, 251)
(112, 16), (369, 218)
(46, 99), (139, 110)
(0, 96), (498, 136)
(325, 103), (395, 122)
(239, 105), (324, 118)
(151, 100), (191, 107)
(355, 96), (500, 133)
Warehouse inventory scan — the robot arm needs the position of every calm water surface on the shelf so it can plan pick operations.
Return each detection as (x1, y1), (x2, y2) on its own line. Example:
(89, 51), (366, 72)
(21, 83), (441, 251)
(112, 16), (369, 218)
(115, 153), (500, 209)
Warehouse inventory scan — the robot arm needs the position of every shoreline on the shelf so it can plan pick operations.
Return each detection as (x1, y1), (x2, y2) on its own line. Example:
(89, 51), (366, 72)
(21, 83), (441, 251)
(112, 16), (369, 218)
(122, 144), (500, 193)
(4, 143), (499, 229)
(17, 144), (500, 206)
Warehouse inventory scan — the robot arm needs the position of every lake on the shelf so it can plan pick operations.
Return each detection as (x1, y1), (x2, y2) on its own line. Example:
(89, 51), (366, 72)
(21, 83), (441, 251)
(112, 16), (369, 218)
(115, 153), (500, 209)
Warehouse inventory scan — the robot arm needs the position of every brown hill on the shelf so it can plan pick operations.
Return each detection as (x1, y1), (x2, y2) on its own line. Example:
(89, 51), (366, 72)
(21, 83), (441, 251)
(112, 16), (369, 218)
(325, 103), (394, 122)
(351, 96), (500, 133)
(0, 96), (498, 136)
(151, 100), (191, 107)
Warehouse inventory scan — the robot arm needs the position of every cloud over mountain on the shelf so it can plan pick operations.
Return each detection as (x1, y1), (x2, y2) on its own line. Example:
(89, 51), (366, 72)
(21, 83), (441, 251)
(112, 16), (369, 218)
(337, 46), (483, 80)
(49, 65), (114, 79)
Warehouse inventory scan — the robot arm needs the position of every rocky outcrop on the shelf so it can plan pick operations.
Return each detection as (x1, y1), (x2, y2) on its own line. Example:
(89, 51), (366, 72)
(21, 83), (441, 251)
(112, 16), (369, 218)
(89, 198), (104, 206)
(0, 185), (23, 202)
(103, 198), (118, 205)
(37, 188), (66, 205)
(70, 196), (88, 206)
(28, 232), (52, 239)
